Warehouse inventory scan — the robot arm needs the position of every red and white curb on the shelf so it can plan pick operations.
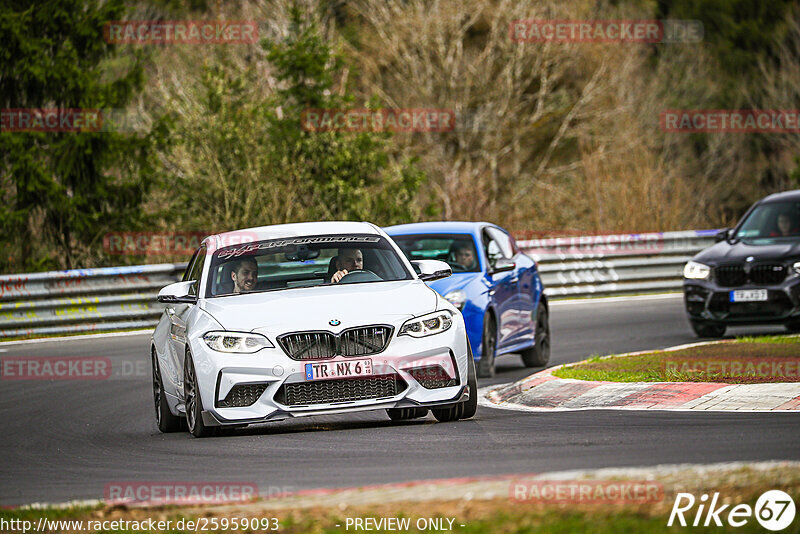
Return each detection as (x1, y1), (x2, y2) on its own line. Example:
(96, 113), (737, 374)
(481, 344), (800, 413)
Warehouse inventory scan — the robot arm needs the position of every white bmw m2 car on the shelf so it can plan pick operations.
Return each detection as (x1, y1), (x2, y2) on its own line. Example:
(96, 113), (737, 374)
(151, 221), (477, 437)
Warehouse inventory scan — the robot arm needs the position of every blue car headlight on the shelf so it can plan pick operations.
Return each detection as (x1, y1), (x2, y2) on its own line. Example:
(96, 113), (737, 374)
(399, 311), (453, 338)
(203, 331), (274, 353)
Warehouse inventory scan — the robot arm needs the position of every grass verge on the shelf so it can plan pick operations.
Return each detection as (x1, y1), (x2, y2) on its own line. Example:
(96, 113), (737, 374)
(552, 335), (800, 383)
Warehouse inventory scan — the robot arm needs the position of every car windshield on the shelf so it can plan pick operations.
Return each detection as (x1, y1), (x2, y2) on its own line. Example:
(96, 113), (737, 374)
(391, 234), (480, 273)
(734, 201), (800, 243)
(206, 234), (412, 297)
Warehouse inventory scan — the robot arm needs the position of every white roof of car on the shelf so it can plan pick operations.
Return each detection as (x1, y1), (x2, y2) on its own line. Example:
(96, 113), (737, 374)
(206, 221), (381, 250)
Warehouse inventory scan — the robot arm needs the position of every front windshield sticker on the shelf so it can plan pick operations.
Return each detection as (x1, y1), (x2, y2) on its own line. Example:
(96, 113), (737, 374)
(216, 235), (381, 259)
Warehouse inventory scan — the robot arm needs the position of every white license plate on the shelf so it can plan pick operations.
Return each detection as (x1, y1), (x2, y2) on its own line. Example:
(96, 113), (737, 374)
(730, 289), (768, 302)
(304, 358), (373, 381)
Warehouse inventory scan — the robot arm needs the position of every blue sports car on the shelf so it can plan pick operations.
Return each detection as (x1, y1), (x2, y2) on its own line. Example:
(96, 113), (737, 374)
(385, 222), (549, 377)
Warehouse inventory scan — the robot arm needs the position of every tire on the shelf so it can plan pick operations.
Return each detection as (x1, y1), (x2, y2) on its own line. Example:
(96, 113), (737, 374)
(184, 352), (214, 438)
(476, 314), (496, 378)
(690, 320), (726, 338)
(432, 349), (478, 422)
(386, 408), (428, 421)
(521, 305), (550, 368)
(152, 349), (182, 433)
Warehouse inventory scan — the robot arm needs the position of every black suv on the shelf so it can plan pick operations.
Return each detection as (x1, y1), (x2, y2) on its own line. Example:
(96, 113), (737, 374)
(683, 190), (800, 337)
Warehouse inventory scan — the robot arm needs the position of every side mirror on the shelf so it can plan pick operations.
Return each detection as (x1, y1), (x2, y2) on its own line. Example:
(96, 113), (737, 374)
(490, 257), (516, 274)
(715, 228), (731, 243)
(157, 281), (197, 304)
(411, 260), (452, 281)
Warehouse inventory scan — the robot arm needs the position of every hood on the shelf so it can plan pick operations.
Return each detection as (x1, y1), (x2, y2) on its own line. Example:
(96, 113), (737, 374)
(694, 238), (800, 265)
(428, 272), (488, 297)
(200, 280), (437, 334)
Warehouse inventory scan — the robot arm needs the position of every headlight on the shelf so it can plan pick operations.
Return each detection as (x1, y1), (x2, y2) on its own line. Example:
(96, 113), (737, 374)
(444, 290), (466, 310)
(794, 261), (800, 275)
(683, 261), (711, 280)
(399, 311), (453, 338)
(203, 331), (274, 353)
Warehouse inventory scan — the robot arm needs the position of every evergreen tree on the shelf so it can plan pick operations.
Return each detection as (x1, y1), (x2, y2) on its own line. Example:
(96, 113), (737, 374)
(0, 0), (167, 271)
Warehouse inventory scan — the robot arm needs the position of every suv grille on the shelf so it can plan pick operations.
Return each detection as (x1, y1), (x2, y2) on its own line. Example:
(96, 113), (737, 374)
(715, 265), (746, 287)
(715, 263), (787, 287)
(751, 264), (787, 285)
(217, 383), (268, 408)
(278, 326), (393, 360)
(275, 374), (406, 406)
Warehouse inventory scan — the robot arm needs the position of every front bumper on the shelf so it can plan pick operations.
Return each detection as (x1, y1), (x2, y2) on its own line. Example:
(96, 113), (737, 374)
(188, 322), (470, 426)
(683, 277), (800, 325)
(201, 384), (471, 427)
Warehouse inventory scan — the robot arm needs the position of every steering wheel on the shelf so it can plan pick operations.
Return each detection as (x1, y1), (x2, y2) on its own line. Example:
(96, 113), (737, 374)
(448, 262), (467, 273)
(337, 269), (381, 284)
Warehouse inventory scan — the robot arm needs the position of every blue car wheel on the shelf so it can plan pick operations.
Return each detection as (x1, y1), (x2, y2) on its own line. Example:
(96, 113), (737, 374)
(476, 314), (496, 378)
(521, 305), (550, 367)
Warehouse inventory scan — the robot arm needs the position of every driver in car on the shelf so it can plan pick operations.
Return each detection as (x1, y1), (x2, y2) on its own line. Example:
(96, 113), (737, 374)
(451, 243), (477, 270)
(770, 213), (799, 237)
(231, 257), (258, 293)
(331, 249), (363, 283)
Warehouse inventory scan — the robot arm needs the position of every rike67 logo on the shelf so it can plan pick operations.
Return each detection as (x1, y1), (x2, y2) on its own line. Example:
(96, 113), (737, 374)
(668, 490), (796, 531)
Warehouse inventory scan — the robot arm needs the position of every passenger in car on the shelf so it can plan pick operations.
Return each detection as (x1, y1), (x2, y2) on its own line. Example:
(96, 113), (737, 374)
(330, 249), (363, 283)
(231, 257), (258, 293)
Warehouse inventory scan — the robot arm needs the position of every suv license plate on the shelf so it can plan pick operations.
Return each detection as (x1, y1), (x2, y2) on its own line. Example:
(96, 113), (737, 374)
(730, 289), (768, 302)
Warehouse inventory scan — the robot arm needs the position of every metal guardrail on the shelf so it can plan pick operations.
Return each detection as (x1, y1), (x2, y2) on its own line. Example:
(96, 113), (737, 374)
(0, 264), (187, 338)
(0, 230), (718, 339)
(521, 229), (718, 298)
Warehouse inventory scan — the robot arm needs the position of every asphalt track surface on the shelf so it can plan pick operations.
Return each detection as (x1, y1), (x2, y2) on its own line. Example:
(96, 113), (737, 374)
(1, 294), (798, 506)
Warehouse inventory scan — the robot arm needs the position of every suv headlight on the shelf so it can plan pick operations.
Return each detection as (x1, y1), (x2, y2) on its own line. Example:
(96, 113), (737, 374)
(444, 290), (466, 310)
(684, 261), (711, 280)
(399, 311), (453, 338)
(793, 261), (800, 275)
(203, 331), (274, 353)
